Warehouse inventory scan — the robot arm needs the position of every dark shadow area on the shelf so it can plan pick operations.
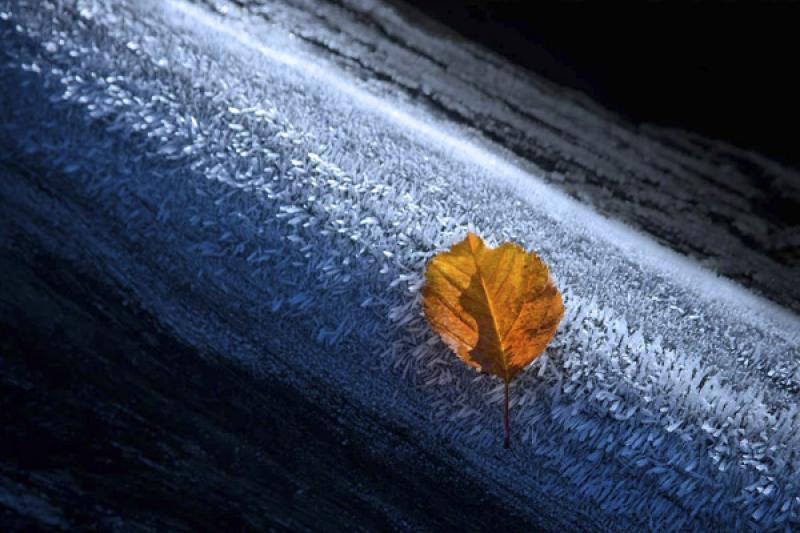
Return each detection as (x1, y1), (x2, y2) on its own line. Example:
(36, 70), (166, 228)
(399, 0), (800, 175)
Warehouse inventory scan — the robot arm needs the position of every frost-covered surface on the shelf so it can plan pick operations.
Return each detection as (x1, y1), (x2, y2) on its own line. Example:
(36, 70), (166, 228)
(1, 0), (799, 530)
(213, 0), (800, 312)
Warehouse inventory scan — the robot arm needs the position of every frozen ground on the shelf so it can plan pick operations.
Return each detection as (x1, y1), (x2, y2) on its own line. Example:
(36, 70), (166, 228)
(1, 0), (799, 530)
(227, 0), (800, 312)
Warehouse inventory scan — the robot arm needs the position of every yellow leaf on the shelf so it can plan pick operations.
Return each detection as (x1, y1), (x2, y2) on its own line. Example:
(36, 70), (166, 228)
(421, 232), (564, 448)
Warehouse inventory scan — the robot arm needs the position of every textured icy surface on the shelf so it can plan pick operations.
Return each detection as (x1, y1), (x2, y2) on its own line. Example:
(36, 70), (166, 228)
(1, 0), (799, 530)
(230, 0), (800, 312)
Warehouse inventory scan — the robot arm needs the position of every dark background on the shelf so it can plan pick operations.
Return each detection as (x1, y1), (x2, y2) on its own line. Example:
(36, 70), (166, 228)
(401, 0), (800, 171)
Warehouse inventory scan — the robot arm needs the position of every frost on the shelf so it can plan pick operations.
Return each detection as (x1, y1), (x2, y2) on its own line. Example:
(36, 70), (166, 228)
(1, 0), (799, 530)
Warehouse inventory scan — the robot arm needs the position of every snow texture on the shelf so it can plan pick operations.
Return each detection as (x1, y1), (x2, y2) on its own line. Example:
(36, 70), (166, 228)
(1, 0), (799, 530)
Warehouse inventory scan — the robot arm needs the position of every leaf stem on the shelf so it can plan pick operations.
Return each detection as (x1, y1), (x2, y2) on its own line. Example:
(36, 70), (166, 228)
(503, 380), (510, 449)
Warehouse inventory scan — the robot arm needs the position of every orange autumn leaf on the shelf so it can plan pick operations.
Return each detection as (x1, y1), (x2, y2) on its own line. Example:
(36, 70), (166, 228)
(421, 232), (564, 448)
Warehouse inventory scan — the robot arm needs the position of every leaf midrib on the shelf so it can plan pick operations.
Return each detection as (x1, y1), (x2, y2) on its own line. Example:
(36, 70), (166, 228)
(469, 238), (510, 382)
